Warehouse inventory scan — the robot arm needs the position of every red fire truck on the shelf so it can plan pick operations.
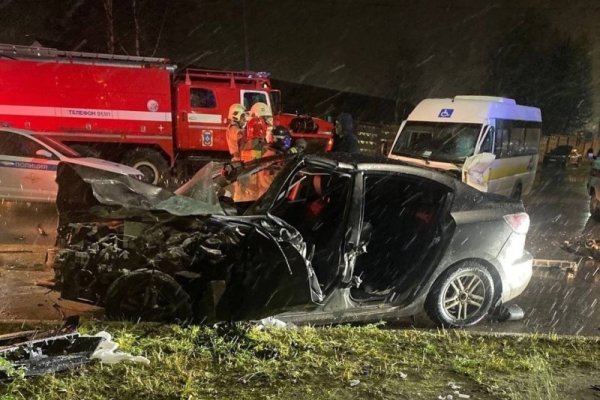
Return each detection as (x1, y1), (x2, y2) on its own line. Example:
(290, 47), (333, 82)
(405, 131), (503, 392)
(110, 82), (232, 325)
(0, 44), (334, 184)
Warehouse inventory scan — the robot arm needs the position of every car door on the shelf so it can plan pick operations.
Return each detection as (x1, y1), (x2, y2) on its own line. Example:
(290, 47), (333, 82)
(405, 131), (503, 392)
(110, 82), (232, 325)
(223, 164), (356, 321)
(351, 173), (453, 304)
(0, 131), (60, 202)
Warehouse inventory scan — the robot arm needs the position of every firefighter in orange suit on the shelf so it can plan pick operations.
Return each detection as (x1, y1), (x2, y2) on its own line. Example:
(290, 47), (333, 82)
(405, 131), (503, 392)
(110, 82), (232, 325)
(241, 102), (273, 162)
(225, 103), (247, 162)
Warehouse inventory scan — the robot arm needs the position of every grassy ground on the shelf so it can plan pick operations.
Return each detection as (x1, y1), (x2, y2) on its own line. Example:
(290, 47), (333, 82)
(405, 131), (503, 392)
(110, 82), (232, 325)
(0, 321), (599, 400)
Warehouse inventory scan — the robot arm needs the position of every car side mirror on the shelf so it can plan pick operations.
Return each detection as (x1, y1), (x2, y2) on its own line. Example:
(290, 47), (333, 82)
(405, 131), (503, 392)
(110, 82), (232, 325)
(35, 149), (54, 159)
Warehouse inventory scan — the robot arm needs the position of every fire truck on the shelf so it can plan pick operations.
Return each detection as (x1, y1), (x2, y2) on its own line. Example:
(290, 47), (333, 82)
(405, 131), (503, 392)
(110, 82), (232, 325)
(0, 44), (334, 185)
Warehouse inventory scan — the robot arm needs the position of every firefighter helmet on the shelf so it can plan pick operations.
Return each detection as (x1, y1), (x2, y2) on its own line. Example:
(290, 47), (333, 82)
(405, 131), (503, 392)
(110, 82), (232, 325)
(249, 102), (272, 118)
(228, 103), (247, 125)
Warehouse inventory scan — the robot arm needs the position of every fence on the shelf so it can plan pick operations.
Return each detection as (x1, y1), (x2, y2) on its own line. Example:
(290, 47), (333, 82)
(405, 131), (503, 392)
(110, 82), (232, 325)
(355, 122), (399, 156)
(539, 135), (600, 159)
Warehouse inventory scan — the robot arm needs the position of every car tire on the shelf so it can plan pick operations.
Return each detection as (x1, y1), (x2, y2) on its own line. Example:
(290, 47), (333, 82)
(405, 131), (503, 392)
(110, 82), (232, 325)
(425, 261), (495, 328)
(121, 148), (169, 186)
(105, 269), (193, 323)
(590, 193), (600, 221)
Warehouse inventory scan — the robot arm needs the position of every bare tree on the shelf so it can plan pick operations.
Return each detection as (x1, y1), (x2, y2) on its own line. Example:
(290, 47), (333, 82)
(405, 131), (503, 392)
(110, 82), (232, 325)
(102, 0), (115, 53)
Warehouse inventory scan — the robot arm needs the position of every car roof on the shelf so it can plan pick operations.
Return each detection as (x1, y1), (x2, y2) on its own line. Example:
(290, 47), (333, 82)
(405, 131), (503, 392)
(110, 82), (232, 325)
(302, 153), (460, 189)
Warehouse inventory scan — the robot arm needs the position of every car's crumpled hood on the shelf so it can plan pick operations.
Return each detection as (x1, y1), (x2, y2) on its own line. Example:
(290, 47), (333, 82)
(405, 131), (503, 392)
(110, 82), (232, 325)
(56, 162), (224, 217)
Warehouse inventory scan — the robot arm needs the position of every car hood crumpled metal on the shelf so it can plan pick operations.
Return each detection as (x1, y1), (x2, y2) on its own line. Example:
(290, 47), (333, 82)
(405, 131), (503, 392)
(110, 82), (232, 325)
(56, 162), (225, 217)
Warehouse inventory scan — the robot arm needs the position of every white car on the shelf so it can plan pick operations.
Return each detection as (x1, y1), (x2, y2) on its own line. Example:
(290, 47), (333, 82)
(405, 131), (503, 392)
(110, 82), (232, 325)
(0, 128), (142, 203)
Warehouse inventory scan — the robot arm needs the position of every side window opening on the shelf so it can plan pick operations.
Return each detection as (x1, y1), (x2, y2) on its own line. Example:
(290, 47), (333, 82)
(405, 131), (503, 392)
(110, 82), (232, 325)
(479, 127), (494, 153)
(353, 174), (448, 295)
(0, 132), (45, 158)
(243, 92), (268, 110)
(190, 88), (217, 108)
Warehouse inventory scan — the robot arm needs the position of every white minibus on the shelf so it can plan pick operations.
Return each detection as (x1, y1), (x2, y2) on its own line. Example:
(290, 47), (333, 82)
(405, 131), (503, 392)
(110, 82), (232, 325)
(388, 95), (542, 198)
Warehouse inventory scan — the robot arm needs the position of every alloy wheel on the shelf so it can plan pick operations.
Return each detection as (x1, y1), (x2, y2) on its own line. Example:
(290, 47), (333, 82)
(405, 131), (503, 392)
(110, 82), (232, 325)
(441, 273), (487, 321)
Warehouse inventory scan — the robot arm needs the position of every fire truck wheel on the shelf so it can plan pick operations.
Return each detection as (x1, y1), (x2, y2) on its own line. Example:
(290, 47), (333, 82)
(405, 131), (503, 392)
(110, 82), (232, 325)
(122, 148), (169, 186)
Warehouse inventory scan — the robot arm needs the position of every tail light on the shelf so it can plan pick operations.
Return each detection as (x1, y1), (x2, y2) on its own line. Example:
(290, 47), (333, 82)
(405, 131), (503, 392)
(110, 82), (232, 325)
(503, 212), (530, 234)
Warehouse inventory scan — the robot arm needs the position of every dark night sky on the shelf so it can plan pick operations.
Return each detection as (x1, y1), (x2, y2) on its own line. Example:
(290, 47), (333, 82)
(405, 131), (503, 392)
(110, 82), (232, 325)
(0, 0), (599, 124)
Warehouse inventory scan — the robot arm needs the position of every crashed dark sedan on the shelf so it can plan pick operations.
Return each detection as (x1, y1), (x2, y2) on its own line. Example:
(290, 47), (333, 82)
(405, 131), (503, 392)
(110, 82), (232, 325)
(53, 153), (532, 328)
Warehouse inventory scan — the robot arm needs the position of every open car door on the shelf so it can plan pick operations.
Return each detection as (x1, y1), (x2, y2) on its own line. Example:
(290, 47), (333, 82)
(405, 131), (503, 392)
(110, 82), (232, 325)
(222, 160), (356, 321)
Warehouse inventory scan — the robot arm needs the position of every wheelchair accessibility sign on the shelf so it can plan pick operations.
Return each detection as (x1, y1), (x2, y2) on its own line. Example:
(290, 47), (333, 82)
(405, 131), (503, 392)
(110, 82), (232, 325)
(438, 108), (454, 118)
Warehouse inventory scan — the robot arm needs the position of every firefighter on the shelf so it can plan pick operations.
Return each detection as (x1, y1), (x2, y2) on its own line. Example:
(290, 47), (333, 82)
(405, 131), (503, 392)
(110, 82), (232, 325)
(241, 102), (273, 162)
(225, 103), (247, 161)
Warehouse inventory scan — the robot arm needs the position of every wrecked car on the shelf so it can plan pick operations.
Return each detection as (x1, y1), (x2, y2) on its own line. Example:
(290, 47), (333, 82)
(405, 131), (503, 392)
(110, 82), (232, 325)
(52, 153), (533, 328)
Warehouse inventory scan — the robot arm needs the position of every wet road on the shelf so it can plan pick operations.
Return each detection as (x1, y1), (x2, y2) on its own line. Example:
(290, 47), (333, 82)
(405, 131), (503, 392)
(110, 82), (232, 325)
(0, 164), (599, 334)
(474, 162), (600, 335)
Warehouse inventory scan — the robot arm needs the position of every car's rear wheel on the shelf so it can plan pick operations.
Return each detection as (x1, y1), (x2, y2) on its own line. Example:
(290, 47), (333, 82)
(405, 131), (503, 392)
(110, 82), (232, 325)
(105, 269), (193, 323)
(425, 261), (495, 328)
(590, 192), (600, 221)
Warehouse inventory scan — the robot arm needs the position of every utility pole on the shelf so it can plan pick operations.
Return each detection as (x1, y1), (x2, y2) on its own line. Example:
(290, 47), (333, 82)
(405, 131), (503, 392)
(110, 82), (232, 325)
(242, 0), (250, 70)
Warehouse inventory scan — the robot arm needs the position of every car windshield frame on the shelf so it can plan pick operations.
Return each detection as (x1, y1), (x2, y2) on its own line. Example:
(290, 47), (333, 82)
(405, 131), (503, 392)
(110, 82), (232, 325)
(391, 121), (484, 164)
(176, 156), (294, 215)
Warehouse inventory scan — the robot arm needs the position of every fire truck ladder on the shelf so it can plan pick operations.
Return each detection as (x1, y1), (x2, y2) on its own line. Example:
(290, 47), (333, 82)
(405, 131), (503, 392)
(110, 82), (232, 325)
(183, 68), (271, 89)
(0, 43), (172, 68)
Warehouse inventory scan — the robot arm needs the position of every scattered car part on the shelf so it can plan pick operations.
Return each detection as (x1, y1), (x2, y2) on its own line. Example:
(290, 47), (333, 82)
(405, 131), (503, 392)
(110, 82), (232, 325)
(0, 333), (102, 380)
(532, 257), (579, 273)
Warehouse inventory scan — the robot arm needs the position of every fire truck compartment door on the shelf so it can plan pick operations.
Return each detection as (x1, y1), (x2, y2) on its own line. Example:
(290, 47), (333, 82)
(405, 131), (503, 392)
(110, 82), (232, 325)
(178, 86), (226, 151)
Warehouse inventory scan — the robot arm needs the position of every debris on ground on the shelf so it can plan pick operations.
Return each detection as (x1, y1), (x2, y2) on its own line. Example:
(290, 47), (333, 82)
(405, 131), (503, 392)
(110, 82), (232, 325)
(491, 303), (525, 322)
(256, 317), (296, 330)
(0, 319), (149, 380)
(348, 379), (360, 387)
(563, 239), (600, 262)
(437, 383), (470, 399)
(533, 257), (579, 273)
(0, 332), (102, 380)
(87, 331), (150, 365)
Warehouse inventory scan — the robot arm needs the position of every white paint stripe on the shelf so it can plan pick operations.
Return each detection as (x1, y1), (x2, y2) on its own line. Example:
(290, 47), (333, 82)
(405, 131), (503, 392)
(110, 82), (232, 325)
(187, 113), (222, 123)
(34, 131), (172, 140)
(0, 105), (172, 122)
